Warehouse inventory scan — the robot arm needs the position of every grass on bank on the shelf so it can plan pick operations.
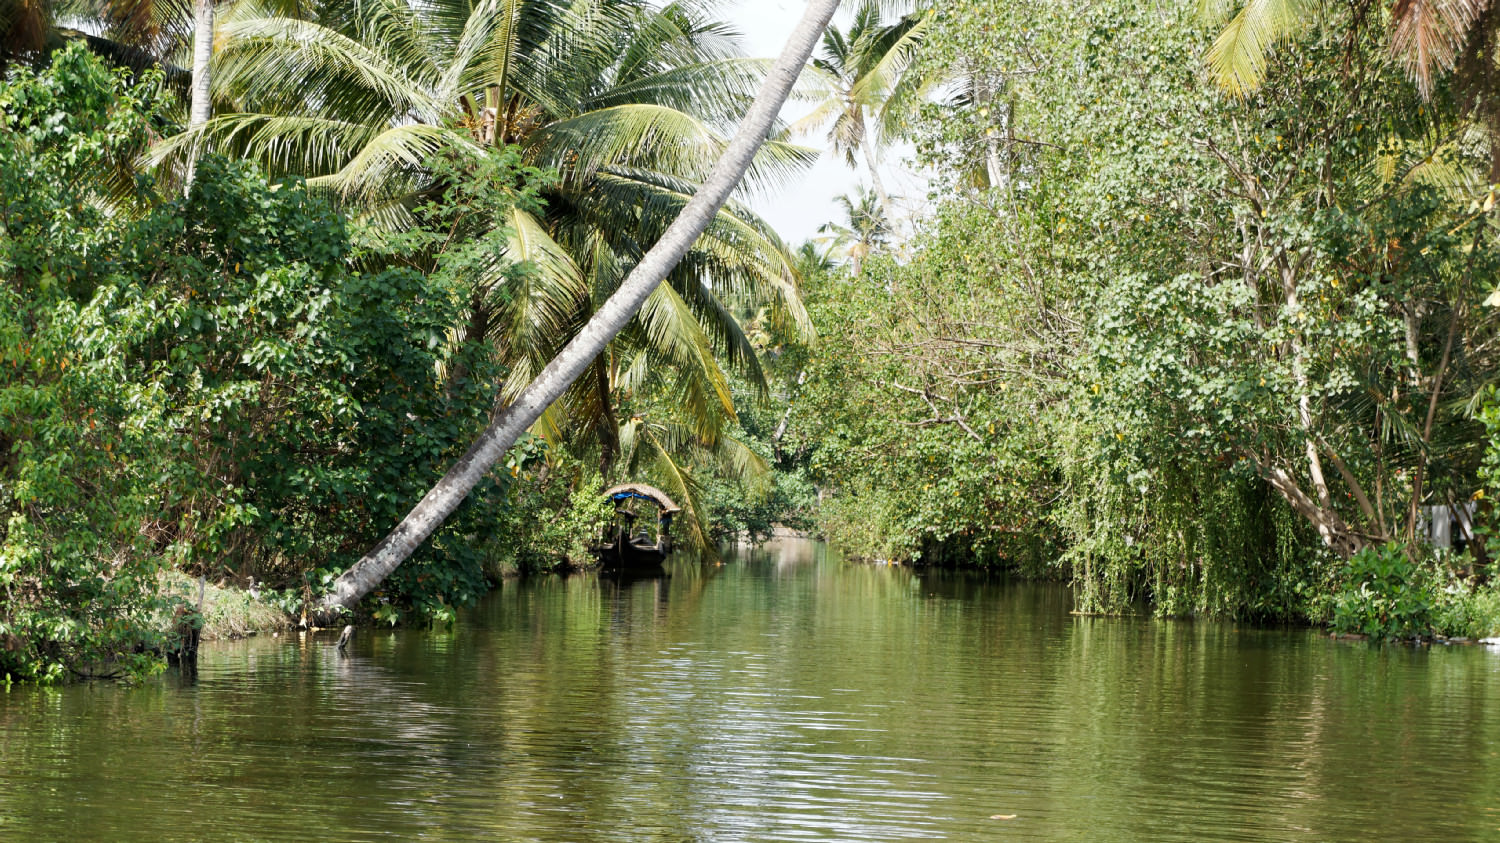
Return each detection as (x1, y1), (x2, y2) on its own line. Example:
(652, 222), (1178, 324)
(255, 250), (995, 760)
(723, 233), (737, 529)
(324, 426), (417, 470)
(159, 571), (291, 640)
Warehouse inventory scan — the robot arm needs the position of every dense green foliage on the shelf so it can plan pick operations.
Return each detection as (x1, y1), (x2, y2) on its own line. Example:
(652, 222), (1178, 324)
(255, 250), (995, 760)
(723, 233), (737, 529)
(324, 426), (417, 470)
(0, 49), (610, 680)
(3, 0), (814, 681)
(157, 0), (815, 545)
(2, 51), (186, 681)
(1331, 543), (1435, 640)
(790, 0), (1500, 633)
(9, 0), (1500, 681)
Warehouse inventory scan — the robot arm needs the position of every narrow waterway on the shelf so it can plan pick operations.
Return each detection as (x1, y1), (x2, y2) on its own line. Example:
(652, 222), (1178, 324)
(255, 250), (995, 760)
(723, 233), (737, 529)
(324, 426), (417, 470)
(3, 538), (1499, 840)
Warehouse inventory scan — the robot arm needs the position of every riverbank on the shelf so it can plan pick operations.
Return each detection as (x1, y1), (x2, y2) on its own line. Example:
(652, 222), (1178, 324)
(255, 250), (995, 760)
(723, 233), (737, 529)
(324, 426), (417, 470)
(159, 573), (290, 641)
(829, 535), (1500, 642)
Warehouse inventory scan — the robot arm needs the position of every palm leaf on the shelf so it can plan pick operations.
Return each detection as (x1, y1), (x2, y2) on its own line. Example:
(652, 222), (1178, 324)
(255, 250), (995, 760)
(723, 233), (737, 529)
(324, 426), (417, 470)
(1390, 0), (1486, 98)
(488, 206), (589, 357)
(214, 16), (445, 122)
(635, 282), (736, 419)
(1204, 0), (1312, 97)
(308, 123), (470, 200)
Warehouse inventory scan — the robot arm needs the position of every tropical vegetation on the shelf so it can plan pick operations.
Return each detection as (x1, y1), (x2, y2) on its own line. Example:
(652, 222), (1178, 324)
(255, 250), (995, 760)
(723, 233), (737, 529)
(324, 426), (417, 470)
(788, 0), (1500, 638)
(5, 0), (1500, 681)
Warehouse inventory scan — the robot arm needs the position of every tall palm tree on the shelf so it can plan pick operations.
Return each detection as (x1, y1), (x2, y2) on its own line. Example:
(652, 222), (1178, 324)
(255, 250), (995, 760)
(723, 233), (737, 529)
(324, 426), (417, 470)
(152, 0), (815, 472)
(794, 0), (930, 218)
(317, 0), (841, 617)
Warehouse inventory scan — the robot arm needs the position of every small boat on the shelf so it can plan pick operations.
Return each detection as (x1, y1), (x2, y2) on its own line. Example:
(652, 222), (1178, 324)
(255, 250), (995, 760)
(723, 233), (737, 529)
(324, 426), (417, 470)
(595, 483), (681, 571)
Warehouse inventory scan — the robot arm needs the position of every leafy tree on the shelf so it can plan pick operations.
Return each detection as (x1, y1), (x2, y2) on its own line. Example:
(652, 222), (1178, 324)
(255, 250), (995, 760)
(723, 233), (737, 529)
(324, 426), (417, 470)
(0, 48), (182, 681)
(1201, 0), (1500, 184)
(0, 47), (575, 679)
(142, 0), (824, 547)
(795, 0), (1499, 624)
(154, 0), (809, 422)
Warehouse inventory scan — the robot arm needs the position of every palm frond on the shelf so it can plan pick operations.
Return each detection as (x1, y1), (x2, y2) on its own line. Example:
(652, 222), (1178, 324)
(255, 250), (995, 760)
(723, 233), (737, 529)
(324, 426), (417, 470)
(1390, 0), (1486, 99)
(573, 168), (812, 344)
(713, 429), (772, 493)
(532, 102), (814, 194)
(488, 206), (589, 359)
(635, 282), (736, 420)
(637, 421), (711, 552)
(846, 8), (929, 113)
(149, 112), (366, 177)
(1204, 0), (1312, 97)
(1363, 134), (1480, 199)
(309, 122), (471, 201)
(214, 16), (445, 122)
(582, 57), (775, 127)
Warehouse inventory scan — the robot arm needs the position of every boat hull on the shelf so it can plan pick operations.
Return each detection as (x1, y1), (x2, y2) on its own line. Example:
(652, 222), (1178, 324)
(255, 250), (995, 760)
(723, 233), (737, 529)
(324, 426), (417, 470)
(595, 533), (668, 571)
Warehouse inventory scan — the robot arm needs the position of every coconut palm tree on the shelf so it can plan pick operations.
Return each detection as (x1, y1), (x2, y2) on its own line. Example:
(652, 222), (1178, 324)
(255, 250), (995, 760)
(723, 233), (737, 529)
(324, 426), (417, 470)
(794, 0), (931, 218)
(816, 185), (891, 275)
(316, 0), (841, 617)
(146, 0), (830, 563)
(152, 0), (816, 476)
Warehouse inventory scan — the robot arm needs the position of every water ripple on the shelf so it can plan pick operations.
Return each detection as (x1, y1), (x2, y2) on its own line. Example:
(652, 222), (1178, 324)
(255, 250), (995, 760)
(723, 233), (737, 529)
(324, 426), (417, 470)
(4, 541), (1500, 841)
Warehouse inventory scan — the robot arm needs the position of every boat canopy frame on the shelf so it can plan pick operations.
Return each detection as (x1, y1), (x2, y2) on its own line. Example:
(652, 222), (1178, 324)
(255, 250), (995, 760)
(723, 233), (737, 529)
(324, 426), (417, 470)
(601, 483), (682, 514)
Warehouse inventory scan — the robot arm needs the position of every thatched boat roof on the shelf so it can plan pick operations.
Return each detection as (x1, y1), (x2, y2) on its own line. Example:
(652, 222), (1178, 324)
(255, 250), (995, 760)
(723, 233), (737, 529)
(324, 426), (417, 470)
(602, 483), (682, 514)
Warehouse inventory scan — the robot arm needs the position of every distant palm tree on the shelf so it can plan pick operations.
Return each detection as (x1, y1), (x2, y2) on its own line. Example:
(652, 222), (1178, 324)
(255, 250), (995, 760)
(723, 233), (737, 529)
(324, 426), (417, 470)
(795, 238), (838, 276)
(795, 0), (931, 218)
(817, 186), (891, 275)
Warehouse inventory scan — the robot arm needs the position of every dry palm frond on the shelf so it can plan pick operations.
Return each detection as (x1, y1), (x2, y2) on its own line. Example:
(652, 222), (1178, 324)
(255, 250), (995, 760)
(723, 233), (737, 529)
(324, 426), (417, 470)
(1391, 0), (1490, 99)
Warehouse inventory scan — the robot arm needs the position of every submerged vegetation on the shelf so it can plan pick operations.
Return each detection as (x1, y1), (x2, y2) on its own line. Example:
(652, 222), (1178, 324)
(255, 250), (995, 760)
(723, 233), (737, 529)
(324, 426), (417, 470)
(3, 0), (1500, 680)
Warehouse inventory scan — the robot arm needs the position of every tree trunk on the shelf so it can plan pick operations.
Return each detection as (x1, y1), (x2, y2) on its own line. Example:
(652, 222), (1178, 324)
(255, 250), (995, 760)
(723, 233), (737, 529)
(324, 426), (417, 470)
(315, 0), (842, 620)
(860, 126), (895, 223)
(185, 0), (214, 187)
(771, 369), (806, 458)
(1263, 464), (1365, 559)
(596, 354), (619, 476)
(1405, 302), (1462, 540)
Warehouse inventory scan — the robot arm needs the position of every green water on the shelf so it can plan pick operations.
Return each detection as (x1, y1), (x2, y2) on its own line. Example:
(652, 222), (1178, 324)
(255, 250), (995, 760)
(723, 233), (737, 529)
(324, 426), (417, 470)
(3, 538), (1500, 841)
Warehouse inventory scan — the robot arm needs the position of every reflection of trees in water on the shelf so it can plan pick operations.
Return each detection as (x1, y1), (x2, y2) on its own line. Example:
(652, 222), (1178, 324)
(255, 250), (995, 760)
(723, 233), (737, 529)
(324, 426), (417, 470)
(6, 540), (1500, 839)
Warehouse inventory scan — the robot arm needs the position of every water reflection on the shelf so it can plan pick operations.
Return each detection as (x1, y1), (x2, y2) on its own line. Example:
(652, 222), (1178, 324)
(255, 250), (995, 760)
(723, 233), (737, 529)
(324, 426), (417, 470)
(2, 538), (1500, 840)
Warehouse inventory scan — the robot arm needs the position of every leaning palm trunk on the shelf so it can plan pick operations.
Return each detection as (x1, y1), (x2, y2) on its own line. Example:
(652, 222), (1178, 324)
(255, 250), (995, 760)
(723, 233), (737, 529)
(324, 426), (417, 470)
(184, 0), (213, 187)
(317, 0), (842, 619)
(189, 0), (212, 126)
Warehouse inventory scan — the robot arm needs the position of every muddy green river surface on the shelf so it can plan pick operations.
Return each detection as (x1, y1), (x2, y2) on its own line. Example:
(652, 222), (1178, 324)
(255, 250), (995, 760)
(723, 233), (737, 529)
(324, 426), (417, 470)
(3, 539), (1500, 841)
